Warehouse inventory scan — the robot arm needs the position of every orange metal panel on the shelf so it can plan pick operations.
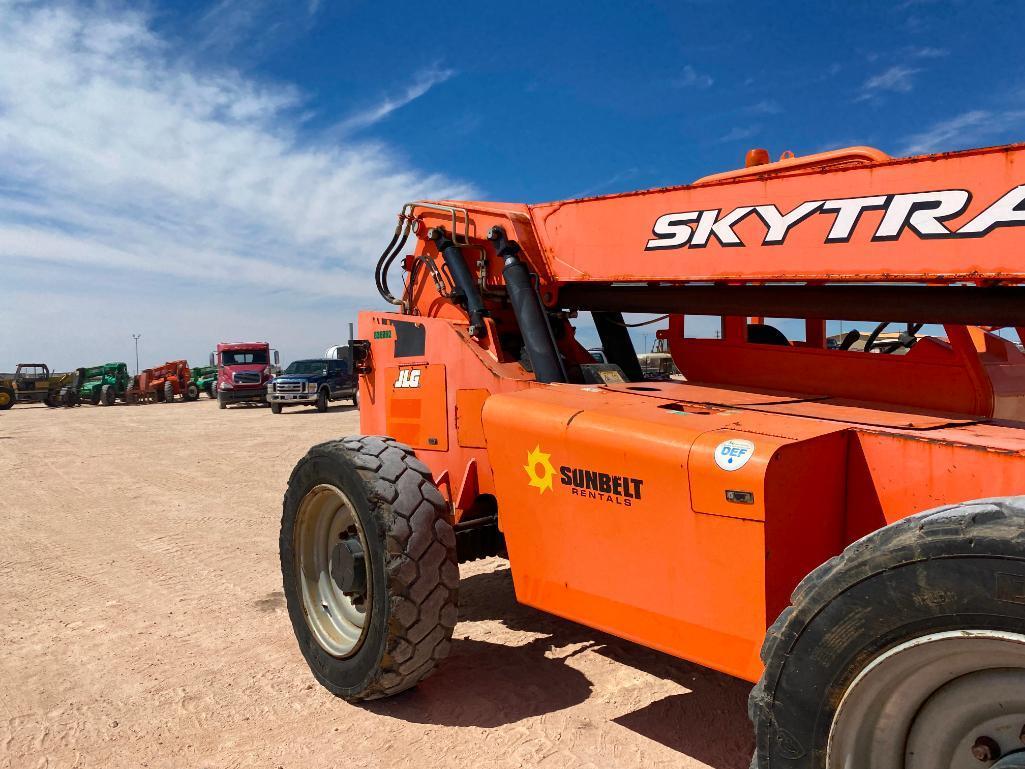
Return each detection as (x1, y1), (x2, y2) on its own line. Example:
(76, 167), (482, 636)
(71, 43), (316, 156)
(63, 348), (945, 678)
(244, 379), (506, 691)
(455, 389), (490, 448)
(384, 364), (448, 451)
(527, 144), (1025, 284)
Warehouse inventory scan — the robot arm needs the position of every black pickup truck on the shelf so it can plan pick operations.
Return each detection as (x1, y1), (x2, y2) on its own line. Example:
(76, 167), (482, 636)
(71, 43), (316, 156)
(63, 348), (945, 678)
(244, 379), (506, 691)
(266, 358), (358, 414)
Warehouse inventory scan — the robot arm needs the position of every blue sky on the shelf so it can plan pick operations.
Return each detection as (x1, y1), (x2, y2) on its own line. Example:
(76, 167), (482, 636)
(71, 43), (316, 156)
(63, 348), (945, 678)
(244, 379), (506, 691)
(1, 0), (1023, 370)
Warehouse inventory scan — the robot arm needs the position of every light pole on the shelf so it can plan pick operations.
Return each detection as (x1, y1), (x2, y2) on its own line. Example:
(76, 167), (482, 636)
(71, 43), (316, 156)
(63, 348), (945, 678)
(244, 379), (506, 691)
(132, 334), (141, 374)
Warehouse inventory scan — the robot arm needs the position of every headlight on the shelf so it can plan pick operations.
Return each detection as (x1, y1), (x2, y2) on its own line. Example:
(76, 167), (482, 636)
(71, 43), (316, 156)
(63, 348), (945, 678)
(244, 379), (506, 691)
(307, 383), (317, 393)
(220, 381), (234, 390)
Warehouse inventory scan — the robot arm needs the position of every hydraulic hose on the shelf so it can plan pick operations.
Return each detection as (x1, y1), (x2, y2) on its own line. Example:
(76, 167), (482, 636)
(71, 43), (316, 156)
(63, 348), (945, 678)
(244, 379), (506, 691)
(375, 208), (414, 306)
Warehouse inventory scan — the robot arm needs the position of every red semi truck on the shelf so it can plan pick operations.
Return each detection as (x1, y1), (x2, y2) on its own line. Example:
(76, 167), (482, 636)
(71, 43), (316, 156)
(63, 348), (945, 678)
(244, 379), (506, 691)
(210, 342), (278, 409)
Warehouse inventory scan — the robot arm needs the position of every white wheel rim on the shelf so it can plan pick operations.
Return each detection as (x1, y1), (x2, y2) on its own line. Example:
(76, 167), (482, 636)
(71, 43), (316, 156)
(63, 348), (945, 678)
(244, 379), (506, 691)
(828, 630), (1025, 769)
(293, 484), (371, 658)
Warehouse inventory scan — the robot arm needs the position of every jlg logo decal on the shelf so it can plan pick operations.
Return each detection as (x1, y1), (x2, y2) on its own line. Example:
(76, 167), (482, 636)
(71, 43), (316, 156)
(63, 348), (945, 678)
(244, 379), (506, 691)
(393, 369), (421, 388)
(645, 184), (1025, 250)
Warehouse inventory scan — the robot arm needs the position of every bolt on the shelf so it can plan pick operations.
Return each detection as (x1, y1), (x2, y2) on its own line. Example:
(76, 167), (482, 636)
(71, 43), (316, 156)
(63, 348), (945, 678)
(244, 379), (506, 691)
(973, 736), (1001, 763)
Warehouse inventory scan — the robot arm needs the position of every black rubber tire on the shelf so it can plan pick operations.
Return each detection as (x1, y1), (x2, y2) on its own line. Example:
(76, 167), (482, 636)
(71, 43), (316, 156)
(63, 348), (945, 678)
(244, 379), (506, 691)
(316, 388), (328, 413)
(351, 388), (360, 408)
(280, 436), (459, 701)
(0, 385), (14, 410)
(206, 385), (216, 399)
(101, 384), (116, 406)
(217, 390), (227, 409)
(44, 394), (60, 408)
(90, 389), (101, 406)
(751, 496), (1025, 769)
(185, 383), (199, 401)
(271, 402), (282, 414)
(163, 382), (174, 403)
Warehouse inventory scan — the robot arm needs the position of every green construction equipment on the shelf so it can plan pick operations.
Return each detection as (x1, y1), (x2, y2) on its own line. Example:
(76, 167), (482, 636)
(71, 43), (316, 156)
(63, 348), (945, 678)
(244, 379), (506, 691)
(190, 365), (219, 398)
(67, 362), (132, 406)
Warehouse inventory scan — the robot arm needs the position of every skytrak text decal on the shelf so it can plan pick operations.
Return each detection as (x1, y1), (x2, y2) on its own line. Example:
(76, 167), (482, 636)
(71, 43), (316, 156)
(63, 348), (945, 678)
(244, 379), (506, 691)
(644, 184), (1025, 250)
(523, 445), (644, 506)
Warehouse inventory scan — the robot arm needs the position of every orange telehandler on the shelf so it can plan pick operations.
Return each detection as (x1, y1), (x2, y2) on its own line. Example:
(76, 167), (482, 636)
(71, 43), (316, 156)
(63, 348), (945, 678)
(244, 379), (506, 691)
(280, 142), (1025, 768)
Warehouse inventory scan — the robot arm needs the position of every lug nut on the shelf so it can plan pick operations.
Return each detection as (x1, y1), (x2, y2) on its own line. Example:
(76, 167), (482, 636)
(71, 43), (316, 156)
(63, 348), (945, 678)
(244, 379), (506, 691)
(973, 736), (1001, 762)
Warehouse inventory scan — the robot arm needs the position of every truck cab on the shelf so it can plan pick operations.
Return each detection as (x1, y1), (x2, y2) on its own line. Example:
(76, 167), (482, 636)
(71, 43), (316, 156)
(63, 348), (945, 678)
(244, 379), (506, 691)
(210, 342), (278, 409)
(267, 357), (357, 413)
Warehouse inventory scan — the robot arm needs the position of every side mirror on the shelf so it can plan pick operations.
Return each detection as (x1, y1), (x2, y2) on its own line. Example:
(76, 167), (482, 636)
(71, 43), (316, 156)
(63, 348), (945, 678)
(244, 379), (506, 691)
(273, 350), (280, 365)
(209, 352), (215, 367)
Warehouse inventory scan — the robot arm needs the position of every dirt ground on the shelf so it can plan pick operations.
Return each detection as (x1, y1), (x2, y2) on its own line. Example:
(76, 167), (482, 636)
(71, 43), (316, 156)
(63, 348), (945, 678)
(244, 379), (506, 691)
(0, 399), (754, 769)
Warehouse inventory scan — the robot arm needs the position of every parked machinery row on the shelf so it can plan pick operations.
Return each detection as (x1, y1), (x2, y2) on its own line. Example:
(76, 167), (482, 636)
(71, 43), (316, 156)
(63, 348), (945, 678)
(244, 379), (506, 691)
(0, 341), (358, 415)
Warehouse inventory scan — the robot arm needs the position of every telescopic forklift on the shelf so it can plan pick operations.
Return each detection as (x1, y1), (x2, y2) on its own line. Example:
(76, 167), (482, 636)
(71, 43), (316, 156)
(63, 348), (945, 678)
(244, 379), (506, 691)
(65, 362), (132, 406)
(280, 142), (1025, 769)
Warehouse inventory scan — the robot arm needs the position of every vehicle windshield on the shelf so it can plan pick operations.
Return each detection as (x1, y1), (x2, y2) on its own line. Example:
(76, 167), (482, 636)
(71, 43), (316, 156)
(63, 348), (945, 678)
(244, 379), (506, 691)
(284, 360), (327, 375)
(221, 350), (268, 366)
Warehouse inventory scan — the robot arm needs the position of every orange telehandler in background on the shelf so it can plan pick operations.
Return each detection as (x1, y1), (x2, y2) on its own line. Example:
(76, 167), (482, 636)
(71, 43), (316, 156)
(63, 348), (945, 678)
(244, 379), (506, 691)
(280, 142), (1025, 768)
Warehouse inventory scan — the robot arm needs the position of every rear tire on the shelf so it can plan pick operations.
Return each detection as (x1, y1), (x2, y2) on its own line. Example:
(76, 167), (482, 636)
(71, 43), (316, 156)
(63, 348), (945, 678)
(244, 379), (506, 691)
(185, 382), (199, 401)
(271, 402), (282, 414)
(90, 389), (101, 406)
(206, 384), (216, 399)
(163, 382), (174, 403)
(316, 388), (328, 413)
(280, 436), (458, 701)
(101, 384), (116, 406)
(751, 497), (1025, 768)
(0, 385), (14, 410)
(44, 394), (60, 408)
(351, 388), (360, 409)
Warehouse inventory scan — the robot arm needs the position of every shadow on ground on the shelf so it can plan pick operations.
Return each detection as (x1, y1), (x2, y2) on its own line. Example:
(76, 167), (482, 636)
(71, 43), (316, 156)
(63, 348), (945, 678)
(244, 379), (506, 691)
(365, 564), (755, 768)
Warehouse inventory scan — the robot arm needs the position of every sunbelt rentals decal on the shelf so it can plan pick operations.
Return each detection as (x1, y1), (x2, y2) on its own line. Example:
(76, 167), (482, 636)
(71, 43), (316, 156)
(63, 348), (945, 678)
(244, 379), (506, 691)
(524, 445), (644, 507)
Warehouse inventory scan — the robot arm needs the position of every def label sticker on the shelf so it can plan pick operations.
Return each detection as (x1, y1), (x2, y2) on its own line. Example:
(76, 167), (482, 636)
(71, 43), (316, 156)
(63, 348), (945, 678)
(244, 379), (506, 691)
(714, 439), (755, 471)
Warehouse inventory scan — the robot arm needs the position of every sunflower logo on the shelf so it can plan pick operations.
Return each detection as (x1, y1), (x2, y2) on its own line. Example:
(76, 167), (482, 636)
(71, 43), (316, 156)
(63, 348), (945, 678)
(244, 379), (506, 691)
(524, 445), (556, 494)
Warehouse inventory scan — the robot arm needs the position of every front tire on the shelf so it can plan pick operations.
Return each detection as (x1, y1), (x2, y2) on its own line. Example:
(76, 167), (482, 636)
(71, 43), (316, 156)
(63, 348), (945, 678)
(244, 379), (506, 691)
(163, 382), (174, 403)
(101, 384), (116, 406)
(217, 390), (226, 409)
(271, 402), (282, 414)
(316, 388), (328, 413)
(351, 388), (360, 409)
(280, 436), (458, 701)
(751, 497), (1025, 768)
(185, 383), (199, 401)
(0, 385), (14, 410)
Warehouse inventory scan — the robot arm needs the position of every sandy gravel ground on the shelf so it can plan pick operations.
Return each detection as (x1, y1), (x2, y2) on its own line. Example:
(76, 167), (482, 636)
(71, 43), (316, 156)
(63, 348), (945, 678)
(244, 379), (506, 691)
(0, 400), (753, 769)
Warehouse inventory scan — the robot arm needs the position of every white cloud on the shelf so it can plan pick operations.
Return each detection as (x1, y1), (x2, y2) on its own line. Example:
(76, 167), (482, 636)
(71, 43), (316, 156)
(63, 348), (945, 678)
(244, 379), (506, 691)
(857, 65), (920, 101)
(746, 99), (782, 115)
(333, 66), (456, 133)
(900, 109), (1025, 154)
(716, 125), (760, 144)
(674, 65), (714, 89)
(909, 46), (948, 58)
(0, 1), (475, 367)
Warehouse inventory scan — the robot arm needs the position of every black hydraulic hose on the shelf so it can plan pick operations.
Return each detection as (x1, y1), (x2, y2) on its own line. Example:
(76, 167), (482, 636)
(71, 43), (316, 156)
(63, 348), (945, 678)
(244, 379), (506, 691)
(375, 211), (414, 306)
(428, 227), (487, 337)
(488, 226), (566, 383)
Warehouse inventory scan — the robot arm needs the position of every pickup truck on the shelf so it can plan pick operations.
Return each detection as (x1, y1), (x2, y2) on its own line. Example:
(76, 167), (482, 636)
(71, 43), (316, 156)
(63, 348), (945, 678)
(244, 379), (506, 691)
(266, 358), (357, 414)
